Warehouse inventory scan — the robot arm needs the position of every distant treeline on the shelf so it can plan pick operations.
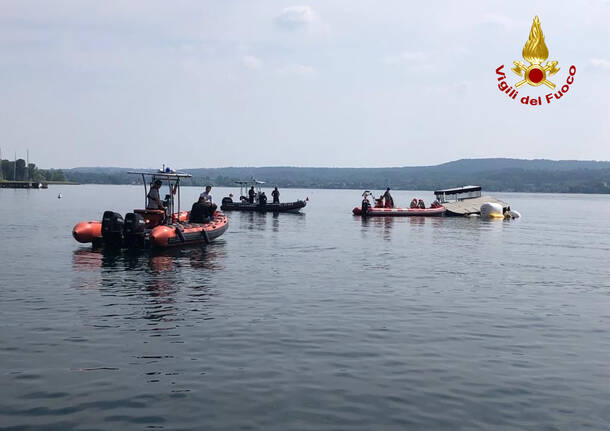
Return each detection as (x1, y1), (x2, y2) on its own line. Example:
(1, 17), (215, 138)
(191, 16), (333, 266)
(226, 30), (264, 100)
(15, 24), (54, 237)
(0, 159), (66, 182)
(60, 158), (610, 193)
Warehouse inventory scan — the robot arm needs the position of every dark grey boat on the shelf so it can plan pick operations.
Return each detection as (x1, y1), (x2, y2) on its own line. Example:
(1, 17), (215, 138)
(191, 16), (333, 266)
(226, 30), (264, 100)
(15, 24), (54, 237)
(221, 199), (306, 213)
(220, 179), (307, 213)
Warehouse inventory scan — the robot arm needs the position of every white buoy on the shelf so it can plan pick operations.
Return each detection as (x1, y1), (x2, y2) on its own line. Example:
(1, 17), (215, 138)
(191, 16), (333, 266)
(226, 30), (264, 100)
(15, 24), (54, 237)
(57, 193), (62, 199)
(480, 202), (503, 219)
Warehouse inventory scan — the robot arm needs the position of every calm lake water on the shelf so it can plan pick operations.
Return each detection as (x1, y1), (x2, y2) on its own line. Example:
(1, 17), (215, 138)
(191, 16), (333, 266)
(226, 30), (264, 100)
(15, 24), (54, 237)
(1, 185), (609, 430)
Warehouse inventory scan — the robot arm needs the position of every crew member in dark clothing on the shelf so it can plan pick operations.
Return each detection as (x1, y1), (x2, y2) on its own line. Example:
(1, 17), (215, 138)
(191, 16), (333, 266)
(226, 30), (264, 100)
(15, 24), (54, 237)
(248, 186), (256, 203)
(189, 196), (217, 223)
(259, 192), (267, 206)
(361, 196), (371, 216)
(383, 188), (394, 208)
(189, 199), (207, 223)
(271, 187), (280, 204)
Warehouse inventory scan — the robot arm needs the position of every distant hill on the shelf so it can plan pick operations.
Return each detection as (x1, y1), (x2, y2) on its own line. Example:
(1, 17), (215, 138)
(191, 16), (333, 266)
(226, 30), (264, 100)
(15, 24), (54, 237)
(62, 158), (610, 194)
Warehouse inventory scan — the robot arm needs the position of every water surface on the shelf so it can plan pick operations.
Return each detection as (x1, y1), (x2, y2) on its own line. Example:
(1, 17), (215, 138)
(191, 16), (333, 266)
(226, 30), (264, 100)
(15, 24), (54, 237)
(1, 186), (609, 430)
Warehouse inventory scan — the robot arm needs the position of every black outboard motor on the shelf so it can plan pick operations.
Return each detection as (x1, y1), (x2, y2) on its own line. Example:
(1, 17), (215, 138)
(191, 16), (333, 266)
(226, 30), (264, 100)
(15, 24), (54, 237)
(361, 199), (370, 217)
(101, 211), (124, 248)
(124, 212), (146, 248)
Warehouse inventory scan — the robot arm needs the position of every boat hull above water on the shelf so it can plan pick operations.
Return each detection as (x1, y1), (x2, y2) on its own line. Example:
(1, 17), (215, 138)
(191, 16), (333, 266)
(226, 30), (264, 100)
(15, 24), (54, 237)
(221, 200), (306, 213)
(73, 211), (228, 249)
(150, 213), (228, 248)
(352, 206), (446, 217)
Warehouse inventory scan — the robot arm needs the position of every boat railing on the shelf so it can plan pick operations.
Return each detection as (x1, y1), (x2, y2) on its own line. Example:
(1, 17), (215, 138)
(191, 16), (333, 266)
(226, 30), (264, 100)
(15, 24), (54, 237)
(434, 186), (482, 203)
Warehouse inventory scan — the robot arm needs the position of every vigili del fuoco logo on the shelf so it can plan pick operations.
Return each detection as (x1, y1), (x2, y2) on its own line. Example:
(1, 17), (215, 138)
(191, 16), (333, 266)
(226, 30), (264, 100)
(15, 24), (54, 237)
(496, 16), (576, 106)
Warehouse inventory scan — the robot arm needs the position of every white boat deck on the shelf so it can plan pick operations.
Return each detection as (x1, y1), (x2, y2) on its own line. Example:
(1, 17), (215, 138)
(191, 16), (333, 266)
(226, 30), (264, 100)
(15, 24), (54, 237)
(442, 196), (508, 216)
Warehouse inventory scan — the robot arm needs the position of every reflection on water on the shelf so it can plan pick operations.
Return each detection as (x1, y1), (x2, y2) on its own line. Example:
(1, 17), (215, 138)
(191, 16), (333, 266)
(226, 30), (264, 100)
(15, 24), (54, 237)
(73, 243), (226, 274)
(71, 243), (226, 323)
(236, 210), (305, 233)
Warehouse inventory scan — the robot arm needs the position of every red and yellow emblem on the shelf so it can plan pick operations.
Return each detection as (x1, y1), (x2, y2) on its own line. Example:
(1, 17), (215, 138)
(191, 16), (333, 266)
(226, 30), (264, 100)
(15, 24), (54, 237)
(512, 16), (559, 88)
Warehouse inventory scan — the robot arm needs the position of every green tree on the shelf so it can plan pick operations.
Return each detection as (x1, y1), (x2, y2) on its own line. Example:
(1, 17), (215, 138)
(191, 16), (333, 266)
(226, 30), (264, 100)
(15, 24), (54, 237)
(28, 163), (38, 181)
(16, 159), (26, 180)
(1, 160), (13, 180)
(50, 169), (66, 181)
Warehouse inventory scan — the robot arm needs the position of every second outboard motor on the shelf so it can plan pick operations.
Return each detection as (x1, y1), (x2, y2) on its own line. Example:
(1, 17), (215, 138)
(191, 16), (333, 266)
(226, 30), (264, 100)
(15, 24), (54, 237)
(124, 212), (146, 248)
(101, 211), (124, 247)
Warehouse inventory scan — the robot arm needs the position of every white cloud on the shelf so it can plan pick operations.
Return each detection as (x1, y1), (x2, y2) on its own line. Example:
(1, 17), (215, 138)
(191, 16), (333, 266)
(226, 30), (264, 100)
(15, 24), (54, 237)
(481, 13), (513, 30)
(277, 64), (316, 76)
(590, 58), (610, 70)
(382, 51), (434, 71)
(275, 6), (319, 30)
(242, 55), (263, 70)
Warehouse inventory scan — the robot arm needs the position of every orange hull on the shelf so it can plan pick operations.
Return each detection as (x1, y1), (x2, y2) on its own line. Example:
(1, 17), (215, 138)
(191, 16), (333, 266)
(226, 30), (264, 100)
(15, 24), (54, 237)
(73, 221), (102, 243)
(150, 212), (228, 248)
(72, 211), (191, 244)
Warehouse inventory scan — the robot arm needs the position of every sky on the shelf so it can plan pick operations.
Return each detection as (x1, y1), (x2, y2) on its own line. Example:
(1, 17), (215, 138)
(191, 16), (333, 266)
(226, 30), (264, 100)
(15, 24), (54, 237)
(1, 0), (609, 169)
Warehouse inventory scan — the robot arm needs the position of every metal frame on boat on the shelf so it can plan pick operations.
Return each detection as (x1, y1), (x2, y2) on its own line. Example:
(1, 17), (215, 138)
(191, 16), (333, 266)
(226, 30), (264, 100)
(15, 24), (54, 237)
(128, 170), (192, 218)
(433, 185), (482, 203)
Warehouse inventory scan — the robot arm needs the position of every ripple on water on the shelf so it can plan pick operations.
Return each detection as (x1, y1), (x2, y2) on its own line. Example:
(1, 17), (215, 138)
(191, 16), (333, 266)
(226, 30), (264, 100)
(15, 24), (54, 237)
(2, 189), (610, 429)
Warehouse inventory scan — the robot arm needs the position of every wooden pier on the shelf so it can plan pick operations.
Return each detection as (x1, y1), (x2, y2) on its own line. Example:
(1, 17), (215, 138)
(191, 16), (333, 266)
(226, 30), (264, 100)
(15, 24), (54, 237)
(0, 180), (48, 189)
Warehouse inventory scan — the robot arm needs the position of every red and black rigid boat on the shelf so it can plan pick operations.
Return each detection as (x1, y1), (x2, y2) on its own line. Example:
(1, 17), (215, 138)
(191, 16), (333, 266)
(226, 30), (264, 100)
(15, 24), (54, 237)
(352, 206), (446, 217)
(353, 191), (446, 217)
(73, 170), (228, 249)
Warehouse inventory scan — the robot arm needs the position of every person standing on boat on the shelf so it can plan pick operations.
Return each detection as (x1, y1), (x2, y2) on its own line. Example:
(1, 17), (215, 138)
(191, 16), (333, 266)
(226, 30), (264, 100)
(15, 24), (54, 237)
(248, 186), (256, 203)
(147, 179), (165, 210)
(383, 188), (394, 208)
(271, 187), (280, 204)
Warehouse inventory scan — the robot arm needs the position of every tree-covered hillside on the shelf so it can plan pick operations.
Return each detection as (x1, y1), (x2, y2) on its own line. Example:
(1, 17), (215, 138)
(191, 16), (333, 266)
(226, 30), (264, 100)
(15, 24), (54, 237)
(60, 159), (610, 194)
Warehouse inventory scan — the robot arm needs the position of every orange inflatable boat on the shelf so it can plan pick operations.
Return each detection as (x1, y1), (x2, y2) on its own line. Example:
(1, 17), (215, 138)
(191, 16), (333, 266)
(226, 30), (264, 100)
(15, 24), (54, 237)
(72, 170), (228, 249)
